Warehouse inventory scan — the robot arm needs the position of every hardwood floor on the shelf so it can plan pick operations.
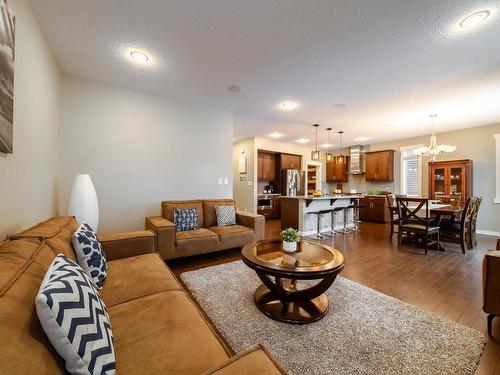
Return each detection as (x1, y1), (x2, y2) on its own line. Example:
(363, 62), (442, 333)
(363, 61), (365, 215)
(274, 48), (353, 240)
(168, 220), (500, 374)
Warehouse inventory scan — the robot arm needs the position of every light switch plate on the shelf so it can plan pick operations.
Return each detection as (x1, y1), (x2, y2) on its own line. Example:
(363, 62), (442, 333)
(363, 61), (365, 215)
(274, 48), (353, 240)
(223, 177), (228, 184)
(218, 177), (223, 185)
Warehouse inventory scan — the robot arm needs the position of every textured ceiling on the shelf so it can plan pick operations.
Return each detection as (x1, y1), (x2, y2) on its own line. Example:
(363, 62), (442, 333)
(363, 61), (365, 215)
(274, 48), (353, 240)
(31, 0), (500, 146)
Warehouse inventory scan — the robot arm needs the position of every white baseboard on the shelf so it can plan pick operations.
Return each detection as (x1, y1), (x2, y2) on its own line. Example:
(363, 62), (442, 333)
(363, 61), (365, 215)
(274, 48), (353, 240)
(477, 230), (500, 237)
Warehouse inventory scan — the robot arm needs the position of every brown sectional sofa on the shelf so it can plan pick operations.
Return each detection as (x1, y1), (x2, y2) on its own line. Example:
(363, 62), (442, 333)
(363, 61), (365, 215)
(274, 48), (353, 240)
(146, 199), (265, 260)
(0, 216), (286, 374)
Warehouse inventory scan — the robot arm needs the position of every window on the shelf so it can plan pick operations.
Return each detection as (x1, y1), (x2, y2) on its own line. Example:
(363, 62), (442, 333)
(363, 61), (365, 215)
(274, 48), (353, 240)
(400, 145), (422, 197)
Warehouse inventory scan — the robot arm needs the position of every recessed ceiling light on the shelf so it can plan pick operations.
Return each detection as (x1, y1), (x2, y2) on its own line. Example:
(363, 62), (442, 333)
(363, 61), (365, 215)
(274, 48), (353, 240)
(320, 143), (333, 148)
(279, 101), (297, 111)
(381, 123), (391, 128)
(460, 10), (490, 28)
(130, 51), (149, 62)
(296, 138), (309, 144)
(334, 103), (347, 109)
(355, 136), (370, 142)
(269, 132), (284, 138)
(228, 85), (243, 93)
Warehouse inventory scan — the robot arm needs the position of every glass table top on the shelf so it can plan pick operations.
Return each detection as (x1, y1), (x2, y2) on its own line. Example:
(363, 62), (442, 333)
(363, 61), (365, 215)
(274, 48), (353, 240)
(242, 240), (343, 274)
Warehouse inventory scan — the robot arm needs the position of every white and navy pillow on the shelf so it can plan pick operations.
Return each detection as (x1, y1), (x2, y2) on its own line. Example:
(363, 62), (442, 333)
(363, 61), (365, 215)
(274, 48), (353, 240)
(72, 223), (107, 288)
(215, 205), (236, 227)
(36, 254), (116, 375)
(174, 208), (199, 232)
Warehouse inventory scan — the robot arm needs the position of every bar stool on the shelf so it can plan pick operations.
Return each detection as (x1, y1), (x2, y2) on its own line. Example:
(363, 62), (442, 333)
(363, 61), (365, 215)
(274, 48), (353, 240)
(349, 197), (364, 231)
(331, 207), (347, 234)
(307, 209), (332, 240)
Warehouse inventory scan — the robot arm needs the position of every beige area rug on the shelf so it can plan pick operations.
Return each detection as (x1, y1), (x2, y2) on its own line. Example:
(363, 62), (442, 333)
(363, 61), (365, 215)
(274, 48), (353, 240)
(181, 260), (485, 375)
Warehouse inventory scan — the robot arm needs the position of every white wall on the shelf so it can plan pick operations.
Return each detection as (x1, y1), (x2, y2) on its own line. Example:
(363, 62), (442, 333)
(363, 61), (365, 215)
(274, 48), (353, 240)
(233, 138), (255, 212)
(59, 76), (233, 233)
(0, 0), (61, 239)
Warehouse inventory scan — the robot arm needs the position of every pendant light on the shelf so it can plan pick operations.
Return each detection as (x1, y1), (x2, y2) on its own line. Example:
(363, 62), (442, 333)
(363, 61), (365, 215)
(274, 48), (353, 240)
(336, 131), (347, 164)
(311, 124), (320, 161)
(416, 114), (456, 163)
(325, 127), (333, 162)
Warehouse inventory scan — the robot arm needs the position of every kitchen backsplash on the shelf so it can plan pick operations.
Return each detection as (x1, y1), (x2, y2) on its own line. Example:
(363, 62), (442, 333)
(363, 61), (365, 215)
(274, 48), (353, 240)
(325, 174), (395, 194)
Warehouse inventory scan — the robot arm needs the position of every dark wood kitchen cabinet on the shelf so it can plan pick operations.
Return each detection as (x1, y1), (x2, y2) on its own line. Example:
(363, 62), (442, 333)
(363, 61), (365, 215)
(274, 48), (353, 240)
(326, 157), (350, 182)
(257, 151), (276, 181)
(365, 150), (395, 182)
(280, 153), (302, 170)
(359, 196), (387, 223)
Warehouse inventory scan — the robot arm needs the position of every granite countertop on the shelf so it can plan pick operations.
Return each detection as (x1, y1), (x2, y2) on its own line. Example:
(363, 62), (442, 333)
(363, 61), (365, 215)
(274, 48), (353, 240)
(279, 194), (364, 200)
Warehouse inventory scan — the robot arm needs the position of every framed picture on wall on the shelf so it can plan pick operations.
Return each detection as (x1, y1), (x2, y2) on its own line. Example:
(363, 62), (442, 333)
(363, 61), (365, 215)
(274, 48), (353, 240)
(0, 0), (15, 154)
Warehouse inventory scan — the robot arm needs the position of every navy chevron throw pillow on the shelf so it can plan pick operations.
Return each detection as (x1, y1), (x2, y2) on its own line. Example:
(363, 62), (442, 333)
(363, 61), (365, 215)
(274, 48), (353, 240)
(72, 223), (107, 288)
(36, 254), (116, 375)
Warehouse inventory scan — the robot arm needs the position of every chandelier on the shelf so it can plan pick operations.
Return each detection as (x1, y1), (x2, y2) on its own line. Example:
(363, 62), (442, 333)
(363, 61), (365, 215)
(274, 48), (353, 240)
(416, 114), (456, 163)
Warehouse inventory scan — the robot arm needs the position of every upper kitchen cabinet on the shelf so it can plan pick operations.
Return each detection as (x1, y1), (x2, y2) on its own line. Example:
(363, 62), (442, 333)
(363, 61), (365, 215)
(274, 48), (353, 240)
(280, 153), (302, 170)
(428, 159), (472, 204)
(365, 150), (395, 182)
(257, 151), (276, 181)
(326, 157), (350, 182)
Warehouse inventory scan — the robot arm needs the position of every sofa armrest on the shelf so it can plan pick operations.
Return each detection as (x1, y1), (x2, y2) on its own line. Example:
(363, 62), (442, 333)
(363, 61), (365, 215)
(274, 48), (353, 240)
(483, 250), (500, 316)
(236, 211), (265, 242)
(98, 230), (156, 261)
(202, 345), (287, 375)
(145, 216), (177, 260)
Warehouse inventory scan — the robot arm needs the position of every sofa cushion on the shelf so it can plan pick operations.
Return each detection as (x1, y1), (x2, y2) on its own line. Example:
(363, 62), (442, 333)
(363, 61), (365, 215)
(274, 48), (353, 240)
(73, 223), (108, 288)
(175, 228), (220, 257)
(35, 254), (116, 375)
(202, 344), (287, 375)
(108, 290), (230, 374)
(100, 253), (182, 307)
(203, 200), (235, 228)
(208, 225), (254, 249)
(162, 200), (204, 228)
(174, 207), (200, 232)
(0, 239), (65, 374)
(9, 216), (79, 260)
(215, 205), (236, 227)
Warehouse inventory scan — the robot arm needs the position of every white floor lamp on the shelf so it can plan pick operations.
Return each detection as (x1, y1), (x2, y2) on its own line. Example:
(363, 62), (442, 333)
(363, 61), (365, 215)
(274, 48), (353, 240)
(67, 174), (99, 231)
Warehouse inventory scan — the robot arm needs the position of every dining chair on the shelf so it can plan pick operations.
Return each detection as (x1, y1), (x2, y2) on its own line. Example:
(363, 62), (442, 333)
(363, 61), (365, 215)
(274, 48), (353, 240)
(396, 197), (440, 255)
(468, 197), (482, 249)
(434, 192), (445, 202)
(386, 194), (398, 239)
(450, 193), (462, 209)
(439, 197), (477, 253)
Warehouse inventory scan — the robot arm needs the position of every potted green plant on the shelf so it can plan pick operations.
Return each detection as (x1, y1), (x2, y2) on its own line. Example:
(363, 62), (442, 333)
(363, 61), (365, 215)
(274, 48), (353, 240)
(281, 227), (300, 252)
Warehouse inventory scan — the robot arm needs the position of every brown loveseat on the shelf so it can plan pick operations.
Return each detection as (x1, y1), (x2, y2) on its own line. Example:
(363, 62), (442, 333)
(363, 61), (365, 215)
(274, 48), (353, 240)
(146, 199), (265, 260)
(0, 216), (286, 374)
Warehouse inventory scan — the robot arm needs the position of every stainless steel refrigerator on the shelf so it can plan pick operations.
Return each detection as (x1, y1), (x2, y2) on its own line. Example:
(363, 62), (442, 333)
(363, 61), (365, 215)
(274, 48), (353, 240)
(281, 169), (305, 196)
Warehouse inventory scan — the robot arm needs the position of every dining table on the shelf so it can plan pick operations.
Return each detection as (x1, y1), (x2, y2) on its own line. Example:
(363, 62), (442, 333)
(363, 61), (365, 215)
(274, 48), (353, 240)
(405, 202), (463, 221)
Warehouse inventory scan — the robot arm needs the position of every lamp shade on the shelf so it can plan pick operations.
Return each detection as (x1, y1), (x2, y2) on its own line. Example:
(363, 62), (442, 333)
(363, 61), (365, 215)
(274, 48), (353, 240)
(67, 174), (99, 231)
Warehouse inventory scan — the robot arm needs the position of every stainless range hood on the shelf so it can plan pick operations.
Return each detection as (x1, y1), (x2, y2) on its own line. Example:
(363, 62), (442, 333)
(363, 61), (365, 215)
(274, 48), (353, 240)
(349, 145), (365, 175)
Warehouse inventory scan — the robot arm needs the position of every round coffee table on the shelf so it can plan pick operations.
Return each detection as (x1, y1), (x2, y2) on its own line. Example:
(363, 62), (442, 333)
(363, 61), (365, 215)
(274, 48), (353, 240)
(241, 239), (344, 324)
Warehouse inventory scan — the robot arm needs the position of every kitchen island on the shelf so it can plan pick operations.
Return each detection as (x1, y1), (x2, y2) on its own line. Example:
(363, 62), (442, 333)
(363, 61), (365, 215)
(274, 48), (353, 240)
(280, 195), (363, 236)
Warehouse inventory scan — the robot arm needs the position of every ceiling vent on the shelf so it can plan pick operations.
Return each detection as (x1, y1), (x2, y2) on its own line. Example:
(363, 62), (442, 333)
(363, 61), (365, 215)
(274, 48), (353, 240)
(349, 145), (365, 175)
